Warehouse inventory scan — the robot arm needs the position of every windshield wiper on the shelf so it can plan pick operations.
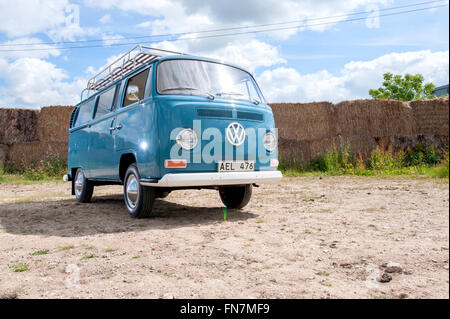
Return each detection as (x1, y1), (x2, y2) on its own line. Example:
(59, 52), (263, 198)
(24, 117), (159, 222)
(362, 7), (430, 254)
(215, 92), (244, 97)
(160, 87), (215, 99)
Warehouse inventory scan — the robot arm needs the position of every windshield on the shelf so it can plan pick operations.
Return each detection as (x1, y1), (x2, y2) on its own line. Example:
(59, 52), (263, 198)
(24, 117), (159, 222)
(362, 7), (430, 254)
(157, 59), (265, 103)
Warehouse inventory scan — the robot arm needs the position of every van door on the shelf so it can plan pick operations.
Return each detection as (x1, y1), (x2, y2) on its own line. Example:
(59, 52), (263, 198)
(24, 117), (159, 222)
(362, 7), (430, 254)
(88, 84), (121, 180)
(69, 97), (96, 177)
(114, 66), (160, 179)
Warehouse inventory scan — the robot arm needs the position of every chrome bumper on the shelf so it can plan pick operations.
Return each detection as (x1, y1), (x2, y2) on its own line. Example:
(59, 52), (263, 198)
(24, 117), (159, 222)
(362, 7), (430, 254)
(140, 171), (282, 187)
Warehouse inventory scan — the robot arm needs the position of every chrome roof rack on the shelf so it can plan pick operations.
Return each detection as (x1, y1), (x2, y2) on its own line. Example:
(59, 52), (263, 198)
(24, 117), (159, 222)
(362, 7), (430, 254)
(81, 45), (186, 101)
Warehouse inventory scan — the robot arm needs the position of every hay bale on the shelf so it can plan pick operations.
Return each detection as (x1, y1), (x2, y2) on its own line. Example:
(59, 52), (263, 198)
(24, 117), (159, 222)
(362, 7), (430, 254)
(278, 137), (311, 166)
(37, 106), (75, 142)
(335, 99), (414, 137)
(377, 134), (449, 153)
(344, 135), (378, 160)
(410, 98), (449, 136)
(308, 136), (341, 160)
(0, 108), (39, 145)
(270, 102), (337, 141)
(0, 144), (9, 166)
(308, 135), (378, 161)
(7, 141), (67, 169)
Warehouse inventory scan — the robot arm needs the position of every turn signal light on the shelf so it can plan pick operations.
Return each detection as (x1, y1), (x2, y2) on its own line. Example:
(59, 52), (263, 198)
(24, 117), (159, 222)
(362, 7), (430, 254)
(165, 159), (187, 168)
(270, 159), (279, 167)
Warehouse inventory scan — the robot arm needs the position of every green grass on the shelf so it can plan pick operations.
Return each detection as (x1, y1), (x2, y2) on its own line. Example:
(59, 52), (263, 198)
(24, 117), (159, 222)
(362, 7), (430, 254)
(281, 142), (449, 180)
(30, 249), (49, 256)
(61, 245), (75, 251)
(80, 254), (95, 261)
(9, 263), (30, 272)
(0, 155), (66, 183)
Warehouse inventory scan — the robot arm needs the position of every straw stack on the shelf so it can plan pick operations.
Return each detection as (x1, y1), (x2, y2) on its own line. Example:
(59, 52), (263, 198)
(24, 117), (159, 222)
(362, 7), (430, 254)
(7, 141), (68, 169)
(271, 102), (337, 141)
(410, 97), (449, 136)
(37, 106), (75, 143)
(334, 99), (415, 137)
(0, 108), (39, 145)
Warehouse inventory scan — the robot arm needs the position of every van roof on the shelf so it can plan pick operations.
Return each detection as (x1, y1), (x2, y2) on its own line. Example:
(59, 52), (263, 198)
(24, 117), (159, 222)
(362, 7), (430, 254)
(78, 45), (253, 106)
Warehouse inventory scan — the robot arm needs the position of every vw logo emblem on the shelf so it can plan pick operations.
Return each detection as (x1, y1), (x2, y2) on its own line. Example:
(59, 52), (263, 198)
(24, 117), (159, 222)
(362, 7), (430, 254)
(226, 122), (246, 146)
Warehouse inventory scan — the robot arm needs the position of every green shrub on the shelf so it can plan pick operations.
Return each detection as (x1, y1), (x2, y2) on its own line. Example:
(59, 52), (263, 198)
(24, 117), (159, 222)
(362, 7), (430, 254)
(3, 155), (67, 181)
(310, 140), (354, 173)
(367, 147), (404, 171)
(279, 153), (307, 172)
(404, 144), (443, 166)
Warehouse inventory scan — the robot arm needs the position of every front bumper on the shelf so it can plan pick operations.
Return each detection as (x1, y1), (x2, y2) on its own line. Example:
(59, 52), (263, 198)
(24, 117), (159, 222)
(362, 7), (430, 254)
(140, 171), (282, 187)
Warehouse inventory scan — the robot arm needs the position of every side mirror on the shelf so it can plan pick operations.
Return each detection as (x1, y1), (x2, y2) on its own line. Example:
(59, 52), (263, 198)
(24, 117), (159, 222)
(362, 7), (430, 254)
(126, 85), (140, 102)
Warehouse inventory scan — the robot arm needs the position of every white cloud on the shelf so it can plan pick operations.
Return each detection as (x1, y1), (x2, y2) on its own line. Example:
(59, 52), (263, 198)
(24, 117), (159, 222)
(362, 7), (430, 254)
(0, 0), (87, 41)
(0, 57), (85, 108)
(258, 50), (449, 103)
(101, 34), (125, 46)
(0, 38), (61, 60)
(99, 14), (112, 24)
(85, 0), (389, 40)
(152, 37), (285, 72)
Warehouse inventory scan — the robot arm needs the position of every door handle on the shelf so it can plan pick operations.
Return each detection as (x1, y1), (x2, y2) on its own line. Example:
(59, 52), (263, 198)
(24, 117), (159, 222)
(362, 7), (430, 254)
(109, 127), (116, 131)
(115, 124), (123, 130)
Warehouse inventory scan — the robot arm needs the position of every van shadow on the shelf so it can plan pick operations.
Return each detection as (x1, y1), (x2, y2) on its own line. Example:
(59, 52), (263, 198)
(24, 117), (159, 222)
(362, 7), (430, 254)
(0, 194), (258, 238)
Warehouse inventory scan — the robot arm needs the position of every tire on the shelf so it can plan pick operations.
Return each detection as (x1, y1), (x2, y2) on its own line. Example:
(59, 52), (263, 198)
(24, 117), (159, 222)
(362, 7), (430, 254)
(74, 168), (94, 203)
(218, 184), (252, 209)
(155, 190), (170, 199)
(123, 163), (156, 218)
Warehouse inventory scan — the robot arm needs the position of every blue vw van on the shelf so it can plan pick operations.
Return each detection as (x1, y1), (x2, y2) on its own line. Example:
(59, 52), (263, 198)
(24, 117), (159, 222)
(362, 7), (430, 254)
(66, 45), (282, 218)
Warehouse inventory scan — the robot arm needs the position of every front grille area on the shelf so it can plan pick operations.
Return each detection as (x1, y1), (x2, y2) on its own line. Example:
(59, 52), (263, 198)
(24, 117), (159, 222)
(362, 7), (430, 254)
(237, 111), (263, 122)
(197, 108), (233, 118)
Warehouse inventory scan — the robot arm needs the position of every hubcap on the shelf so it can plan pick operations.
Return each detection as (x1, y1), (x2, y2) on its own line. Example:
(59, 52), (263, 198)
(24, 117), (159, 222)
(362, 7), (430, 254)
(75, 171), (83, 197)
(126, 174), (139, 209)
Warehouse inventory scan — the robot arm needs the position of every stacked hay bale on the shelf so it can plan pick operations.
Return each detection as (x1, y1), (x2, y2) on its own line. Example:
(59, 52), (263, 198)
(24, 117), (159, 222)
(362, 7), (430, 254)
(0, 108), (39, 168)
(334, 99), (415, 156)
(270, 98), (448, 166)
(410, 97), (449, 150)
(270, 102), (336, 164)
(1, 106), (74, 170)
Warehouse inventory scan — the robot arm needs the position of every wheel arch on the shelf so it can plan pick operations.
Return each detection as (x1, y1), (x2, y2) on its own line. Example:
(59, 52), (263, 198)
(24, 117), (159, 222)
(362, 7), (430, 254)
(119, 153), (137, 182)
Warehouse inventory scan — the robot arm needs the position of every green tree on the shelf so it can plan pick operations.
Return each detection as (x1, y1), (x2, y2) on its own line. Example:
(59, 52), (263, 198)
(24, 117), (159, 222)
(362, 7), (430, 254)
(369, 73), (435, 101)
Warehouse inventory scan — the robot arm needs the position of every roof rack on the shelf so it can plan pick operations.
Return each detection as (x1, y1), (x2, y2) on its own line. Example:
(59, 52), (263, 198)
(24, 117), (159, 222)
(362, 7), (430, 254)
(81, 45), (186, 100)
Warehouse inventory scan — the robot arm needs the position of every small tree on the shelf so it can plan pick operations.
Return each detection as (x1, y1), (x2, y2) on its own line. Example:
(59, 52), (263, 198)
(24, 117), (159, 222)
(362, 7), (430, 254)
(369, 72), (435, 101)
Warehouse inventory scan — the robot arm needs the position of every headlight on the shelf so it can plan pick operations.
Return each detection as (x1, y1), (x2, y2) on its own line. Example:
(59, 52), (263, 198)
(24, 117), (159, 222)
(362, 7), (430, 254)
(263, 132), (277, 152)
(176, 128), (198, 150)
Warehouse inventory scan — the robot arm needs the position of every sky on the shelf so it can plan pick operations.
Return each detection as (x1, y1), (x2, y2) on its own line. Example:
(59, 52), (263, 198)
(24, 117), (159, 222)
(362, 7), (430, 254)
(0, 0), (448, 108)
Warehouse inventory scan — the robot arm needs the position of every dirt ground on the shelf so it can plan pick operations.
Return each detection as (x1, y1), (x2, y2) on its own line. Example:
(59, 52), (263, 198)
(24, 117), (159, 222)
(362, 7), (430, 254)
(0, 176), (448, 299)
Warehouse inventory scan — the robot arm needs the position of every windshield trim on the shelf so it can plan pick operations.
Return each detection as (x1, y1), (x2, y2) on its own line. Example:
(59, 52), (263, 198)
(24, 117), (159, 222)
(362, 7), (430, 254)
(155, 58), (265, 103)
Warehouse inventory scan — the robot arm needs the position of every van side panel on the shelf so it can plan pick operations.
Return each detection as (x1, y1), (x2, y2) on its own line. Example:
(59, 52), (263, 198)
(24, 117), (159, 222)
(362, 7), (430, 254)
(68, 126), (90, 175)
(114, 99), (160, 180)
(88, 114), (117, 179)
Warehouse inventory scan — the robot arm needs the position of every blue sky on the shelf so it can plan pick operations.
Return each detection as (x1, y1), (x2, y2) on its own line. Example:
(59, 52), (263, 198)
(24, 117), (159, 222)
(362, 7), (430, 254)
(0, 0), (448, 108)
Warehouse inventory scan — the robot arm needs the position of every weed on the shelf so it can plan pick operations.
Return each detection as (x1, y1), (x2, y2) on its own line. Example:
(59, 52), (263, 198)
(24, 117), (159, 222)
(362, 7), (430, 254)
(9, 263), (29, 272)
(30, 249), (49, 256)
(81, 254), (95, 261)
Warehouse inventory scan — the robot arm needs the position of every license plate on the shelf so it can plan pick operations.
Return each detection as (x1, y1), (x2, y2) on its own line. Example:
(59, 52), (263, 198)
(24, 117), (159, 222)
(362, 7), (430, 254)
(218, 161), (255, 172)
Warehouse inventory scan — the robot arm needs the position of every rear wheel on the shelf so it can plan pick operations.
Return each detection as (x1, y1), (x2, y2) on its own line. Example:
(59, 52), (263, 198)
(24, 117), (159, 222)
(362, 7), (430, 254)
(218, 184), (252, 209)
(74, 168), (94, 203)
(124, 163), (156, 218)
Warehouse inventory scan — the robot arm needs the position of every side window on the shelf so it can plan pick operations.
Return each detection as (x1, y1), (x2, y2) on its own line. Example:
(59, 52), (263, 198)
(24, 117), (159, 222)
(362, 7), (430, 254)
(74, 98), (95, 127)
(112, 84), (121, 110)
(123, 68), (149, 107)
(144, 66), (152, 98)
(94, 86), (116, 119)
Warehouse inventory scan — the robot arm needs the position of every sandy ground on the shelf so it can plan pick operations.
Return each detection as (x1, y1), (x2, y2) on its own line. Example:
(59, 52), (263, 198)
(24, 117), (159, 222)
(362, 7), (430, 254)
(0, 176), (448, 299)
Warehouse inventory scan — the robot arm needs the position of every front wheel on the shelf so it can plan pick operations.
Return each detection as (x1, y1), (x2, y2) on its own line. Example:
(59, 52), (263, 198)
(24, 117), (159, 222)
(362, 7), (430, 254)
(218, 184), (252, 209)
(124, 163), (156, 218)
